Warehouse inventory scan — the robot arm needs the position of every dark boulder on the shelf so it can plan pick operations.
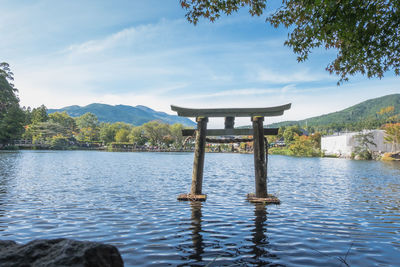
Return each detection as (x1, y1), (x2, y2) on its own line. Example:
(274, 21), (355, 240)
(0, 238), (123, 267)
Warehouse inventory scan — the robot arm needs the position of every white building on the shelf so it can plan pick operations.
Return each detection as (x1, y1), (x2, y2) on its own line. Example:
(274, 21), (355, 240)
(321, 130), (392, 157)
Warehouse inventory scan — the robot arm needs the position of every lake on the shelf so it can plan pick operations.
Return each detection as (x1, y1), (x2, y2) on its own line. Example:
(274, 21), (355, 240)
(0, 150), (399, 266)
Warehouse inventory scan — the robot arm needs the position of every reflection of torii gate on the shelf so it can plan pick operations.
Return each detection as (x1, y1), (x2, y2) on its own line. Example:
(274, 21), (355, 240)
(171, 103), (291, 203)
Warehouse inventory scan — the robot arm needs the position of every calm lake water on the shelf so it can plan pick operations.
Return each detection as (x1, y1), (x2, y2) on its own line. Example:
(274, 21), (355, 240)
(0, 150), (399, 266)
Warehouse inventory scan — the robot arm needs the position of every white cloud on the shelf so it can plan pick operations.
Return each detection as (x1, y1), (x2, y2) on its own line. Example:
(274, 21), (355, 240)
(66, 22), (168, 54)
(255, 68), (329, 84)
(180, 87), (281, 100)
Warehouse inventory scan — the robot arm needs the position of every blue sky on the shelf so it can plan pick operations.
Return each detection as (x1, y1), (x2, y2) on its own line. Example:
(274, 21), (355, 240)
(2, 0), (399, 127)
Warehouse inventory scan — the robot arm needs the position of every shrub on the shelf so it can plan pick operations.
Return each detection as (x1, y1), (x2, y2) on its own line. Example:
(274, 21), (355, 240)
(288, 135), (321, 157)
(50, 135), (69, 149)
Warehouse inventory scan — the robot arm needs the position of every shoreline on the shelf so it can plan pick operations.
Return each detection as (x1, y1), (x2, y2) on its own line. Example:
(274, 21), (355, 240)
(2, 147), (399, 162)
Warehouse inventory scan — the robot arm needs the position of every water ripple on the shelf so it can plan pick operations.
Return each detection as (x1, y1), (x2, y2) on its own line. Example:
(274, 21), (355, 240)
(0, 151), (399, 266)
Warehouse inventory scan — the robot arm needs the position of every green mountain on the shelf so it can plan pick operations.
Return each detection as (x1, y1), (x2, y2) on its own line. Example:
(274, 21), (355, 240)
(48, 103), (196, 126)
(268, 94), (400, 128)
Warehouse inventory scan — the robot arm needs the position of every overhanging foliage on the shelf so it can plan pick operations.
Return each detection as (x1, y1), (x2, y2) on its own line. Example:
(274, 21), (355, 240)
(180, 0), (400, 84)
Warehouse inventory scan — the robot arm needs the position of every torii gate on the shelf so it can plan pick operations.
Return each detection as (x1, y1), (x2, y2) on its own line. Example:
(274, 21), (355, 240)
(171, 103), (291, 203)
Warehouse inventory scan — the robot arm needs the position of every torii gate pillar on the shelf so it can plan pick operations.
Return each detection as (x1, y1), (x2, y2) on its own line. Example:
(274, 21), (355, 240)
(191, 117), (208, 196)
(252, 116), (267, 198)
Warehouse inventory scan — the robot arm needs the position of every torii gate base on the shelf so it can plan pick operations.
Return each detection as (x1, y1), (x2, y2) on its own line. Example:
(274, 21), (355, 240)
(246, 193), (280, 204)
(177, 194), (207, 201)
(173, 104), (291, 204)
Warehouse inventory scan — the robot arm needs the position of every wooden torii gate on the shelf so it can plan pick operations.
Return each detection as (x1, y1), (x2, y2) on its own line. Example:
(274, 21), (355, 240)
(172, 103), (291, 203)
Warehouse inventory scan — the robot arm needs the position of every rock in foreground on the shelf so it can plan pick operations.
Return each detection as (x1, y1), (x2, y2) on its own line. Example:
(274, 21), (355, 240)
(0, 238), (123, 267)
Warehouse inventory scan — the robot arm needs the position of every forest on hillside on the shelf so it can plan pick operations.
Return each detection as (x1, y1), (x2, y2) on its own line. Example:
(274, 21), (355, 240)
(269, 94), (400, 133)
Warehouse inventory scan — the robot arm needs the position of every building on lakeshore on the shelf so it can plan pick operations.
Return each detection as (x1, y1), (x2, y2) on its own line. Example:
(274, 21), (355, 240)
(321, 130), (392, 157)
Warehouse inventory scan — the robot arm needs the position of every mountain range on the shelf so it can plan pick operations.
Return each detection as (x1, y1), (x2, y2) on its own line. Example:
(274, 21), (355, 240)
(268, 94), (400, 128)
(48, 103), (196, 126)
(48, 94), (399, 128)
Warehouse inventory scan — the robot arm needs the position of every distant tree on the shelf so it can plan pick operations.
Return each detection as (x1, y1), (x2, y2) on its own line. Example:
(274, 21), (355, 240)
(143, 121), (171, 146)
(50, 134), (69, 149)
(31, 105), (49, 124)
(276, 126), (285, 140)
(0, 105), (25, 144)
(170, 123), (185, 148)
(75, 113), (100, 141)
(326, 122), (345, 133)
(180, 0), (400, 83)
(75, 112), (99, 129)
(129, 126), (148, 145)
(383, 123), (400, 152)
(99, 123), (116, 144)
(115, 128), (130, 143)
(304, 126), (315, 134)
(309, 132), (321, 149)
(22, 106), (32, 125)
(111, 122), (132, 133)
(49, 111), (77, 136)
(0, 67), (18, 114)
(377, 106), (398, 124)
(0, 64), (25, 145)
(27, 121), (68, 144)
(76, 127), (100, 142)
(377, 106), (395, 116)
(22, 106), (60, 141)
(99, 122), (133, 144)
(0, 62), (15, 87)
(353, 132), (376, 160)
(283, 125), (302, 144)
(288, 134), (320, 157)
